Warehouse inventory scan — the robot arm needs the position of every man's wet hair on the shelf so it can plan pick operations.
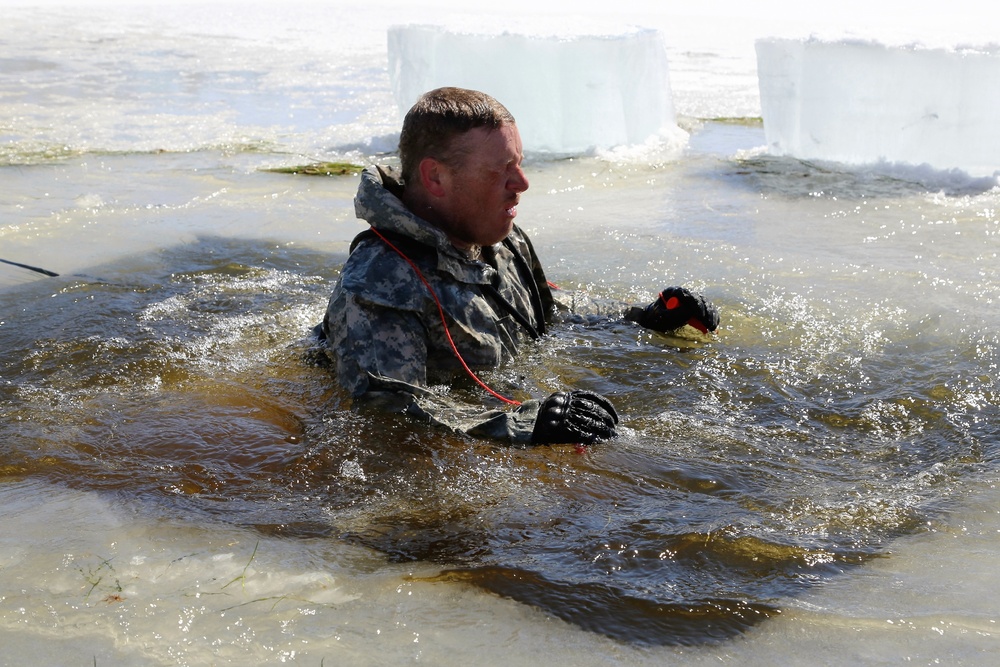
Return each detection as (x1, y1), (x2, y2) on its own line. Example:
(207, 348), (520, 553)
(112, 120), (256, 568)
(399, 87), (516, 184)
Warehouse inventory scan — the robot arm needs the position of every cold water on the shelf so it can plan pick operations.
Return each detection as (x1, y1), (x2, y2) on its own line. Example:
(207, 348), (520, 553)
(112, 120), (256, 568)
(2, 1), (999, 664)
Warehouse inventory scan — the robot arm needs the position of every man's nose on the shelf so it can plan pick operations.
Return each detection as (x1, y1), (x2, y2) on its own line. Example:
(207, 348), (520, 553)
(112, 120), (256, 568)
(510, 166), (529, 193)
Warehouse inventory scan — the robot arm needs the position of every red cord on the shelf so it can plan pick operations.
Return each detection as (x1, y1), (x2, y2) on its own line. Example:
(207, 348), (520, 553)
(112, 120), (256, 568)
(367, 227), (522, 407)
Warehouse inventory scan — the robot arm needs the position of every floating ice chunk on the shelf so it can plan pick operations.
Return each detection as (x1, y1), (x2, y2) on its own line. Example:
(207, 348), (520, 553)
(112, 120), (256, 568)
(388, 25), (685, 156)
(756, 38), (1000, 179)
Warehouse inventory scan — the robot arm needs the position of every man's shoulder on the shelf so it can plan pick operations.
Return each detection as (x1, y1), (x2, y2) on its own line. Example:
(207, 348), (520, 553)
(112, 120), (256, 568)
(337, 232), (434, 311)
(350, 228), (435, 259)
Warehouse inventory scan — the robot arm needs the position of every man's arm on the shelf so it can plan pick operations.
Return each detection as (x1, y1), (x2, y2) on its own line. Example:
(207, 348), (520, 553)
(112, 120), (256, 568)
(513, 227), (718, 334)
(327, 292), (617, 446)
(549, 284), (719, 334)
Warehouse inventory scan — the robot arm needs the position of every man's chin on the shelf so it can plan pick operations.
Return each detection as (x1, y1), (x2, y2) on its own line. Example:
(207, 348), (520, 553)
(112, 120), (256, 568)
(490, 219), (516, 245)
(458, 218), (515, 248)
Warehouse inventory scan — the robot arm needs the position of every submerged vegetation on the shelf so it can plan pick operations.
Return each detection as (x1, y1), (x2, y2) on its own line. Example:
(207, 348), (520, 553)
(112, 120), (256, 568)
(706, 116), (763, 125)
(262, 161), (364, 176)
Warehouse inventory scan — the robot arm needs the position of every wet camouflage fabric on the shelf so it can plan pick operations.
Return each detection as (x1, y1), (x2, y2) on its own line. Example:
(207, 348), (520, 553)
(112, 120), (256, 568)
(324, 165), (559, 443)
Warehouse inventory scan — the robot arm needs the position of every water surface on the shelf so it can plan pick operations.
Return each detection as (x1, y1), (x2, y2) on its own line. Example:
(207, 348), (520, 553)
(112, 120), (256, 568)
(2, 1), (1000, 664)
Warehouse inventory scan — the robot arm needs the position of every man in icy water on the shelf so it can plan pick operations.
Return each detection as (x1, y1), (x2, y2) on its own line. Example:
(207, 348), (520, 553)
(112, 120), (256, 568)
(320, 87), (718, 445)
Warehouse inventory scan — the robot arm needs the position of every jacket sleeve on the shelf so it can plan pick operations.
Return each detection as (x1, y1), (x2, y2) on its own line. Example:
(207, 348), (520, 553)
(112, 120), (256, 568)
(358, 375), (542, 445)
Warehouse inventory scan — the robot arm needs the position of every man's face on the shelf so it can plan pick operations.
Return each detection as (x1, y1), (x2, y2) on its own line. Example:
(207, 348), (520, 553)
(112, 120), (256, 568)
(436, 123), (529, 248)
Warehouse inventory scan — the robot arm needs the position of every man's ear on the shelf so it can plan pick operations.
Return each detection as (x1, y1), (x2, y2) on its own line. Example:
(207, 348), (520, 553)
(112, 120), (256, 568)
(417, 157), (449, 198)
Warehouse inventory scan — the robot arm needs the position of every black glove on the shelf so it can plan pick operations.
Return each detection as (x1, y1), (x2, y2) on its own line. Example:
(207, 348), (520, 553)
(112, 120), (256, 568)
(624, 286), (719, 334)
(531, 390), (619, 445)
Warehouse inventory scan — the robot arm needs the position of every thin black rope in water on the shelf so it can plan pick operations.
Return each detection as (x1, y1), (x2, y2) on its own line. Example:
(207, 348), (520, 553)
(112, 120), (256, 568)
(0, 258), (59, 277)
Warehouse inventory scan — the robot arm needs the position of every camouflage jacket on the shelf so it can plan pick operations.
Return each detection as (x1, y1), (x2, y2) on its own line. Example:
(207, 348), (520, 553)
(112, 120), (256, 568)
(324, 165), (565, 444)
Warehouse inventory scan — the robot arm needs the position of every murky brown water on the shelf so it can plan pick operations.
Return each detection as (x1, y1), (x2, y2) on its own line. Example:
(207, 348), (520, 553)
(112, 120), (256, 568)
(3, 143), (998, 652)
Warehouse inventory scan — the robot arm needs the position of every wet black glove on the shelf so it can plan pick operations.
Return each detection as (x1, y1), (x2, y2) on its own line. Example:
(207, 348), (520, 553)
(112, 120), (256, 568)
(531, 390), (619, 445)
(624, 286), (719, 334)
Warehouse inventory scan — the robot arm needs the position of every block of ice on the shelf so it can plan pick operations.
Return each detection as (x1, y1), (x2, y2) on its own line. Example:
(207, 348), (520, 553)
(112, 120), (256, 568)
(756, 38), (1000, 178)
(388, 25), (683, 155)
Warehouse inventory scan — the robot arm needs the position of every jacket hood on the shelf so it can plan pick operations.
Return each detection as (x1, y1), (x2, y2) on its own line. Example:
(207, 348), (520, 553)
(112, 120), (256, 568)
(354, 165), (454, 252)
